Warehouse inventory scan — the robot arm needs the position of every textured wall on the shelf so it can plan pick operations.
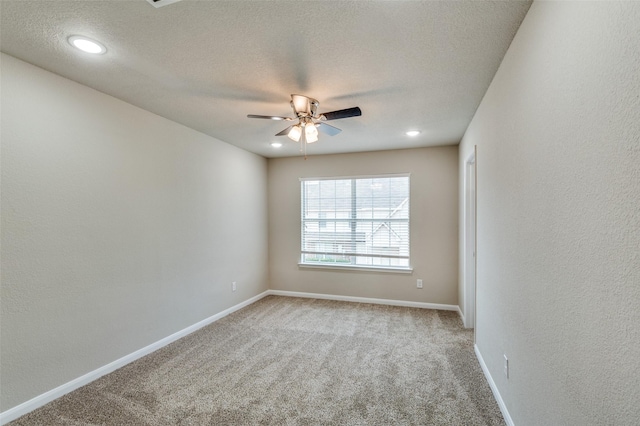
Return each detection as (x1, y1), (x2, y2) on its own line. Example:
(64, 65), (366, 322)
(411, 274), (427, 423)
(0, 54), (269, 411)
(459, 2), (640, 424)
(268, 147), (458, 305)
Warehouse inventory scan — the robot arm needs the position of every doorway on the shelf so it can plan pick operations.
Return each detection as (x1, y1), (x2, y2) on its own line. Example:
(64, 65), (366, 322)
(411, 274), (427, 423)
(463, 149), (476, 329)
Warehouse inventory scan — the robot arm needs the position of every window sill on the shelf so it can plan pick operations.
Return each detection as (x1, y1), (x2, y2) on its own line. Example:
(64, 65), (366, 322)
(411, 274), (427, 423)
(298, 263), (413, 274)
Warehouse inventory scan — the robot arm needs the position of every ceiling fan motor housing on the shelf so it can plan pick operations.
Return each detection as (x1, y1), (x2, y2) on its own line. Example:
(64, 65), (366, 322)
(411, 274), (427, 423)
(291, 94), (319, 118)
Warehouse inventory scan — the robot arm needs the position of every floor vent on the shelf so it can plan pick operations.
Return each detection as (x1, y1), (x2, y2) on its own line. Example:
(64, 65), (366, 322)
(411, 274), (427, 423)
(146, 0), (182, 8)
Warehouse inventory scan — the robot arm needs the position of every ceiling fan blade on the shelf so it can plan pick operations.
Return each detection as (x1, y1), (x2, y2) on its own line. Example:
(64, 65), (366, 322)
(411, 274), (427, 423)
(275, 125), (294, 136)
(320, 107), (362, 121)
(247, 114), (292, 121)
(317, 122), (342, 136)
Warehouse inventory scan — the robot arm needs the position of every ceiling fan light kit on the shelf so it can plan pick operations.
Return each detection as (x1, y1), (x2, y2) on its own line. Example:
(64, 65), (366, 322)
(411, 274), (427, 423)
(305, 122), (318, 143)
(287, 125), (302, 142)
(248, 94), (361, 151)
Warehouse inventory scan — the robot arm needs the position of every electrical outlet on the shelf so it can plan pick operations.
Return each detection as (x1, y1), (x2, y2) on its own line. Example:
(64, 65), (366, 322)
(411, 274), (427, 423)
(232, 281), (237, 292)
(504, 354), (509, 379)
(417, 279), (423, 289)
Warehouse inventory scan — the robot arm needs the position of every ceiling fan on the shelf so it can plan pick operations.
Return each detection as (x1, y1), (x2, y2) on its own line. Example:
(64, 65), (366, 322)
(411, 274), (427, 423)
(248, 94), (361, 144)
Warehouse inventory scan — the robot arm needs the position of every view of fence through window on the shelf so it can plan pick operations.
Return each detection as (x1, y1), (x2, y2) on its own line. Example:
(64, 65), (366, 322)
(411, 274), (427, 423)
(301, 175), (410, 269)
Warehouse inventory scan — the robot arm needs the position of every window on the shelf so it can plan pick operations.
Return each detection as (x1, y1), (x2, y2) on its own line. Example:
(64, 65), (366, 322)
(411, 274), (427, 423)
(300, 175), (410, 271)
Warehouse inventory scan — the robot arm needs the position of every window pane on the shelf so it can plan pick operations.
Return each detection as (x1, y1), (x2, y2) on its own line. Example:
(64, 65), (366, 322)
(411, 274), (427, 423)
(301, 175), (409, 269)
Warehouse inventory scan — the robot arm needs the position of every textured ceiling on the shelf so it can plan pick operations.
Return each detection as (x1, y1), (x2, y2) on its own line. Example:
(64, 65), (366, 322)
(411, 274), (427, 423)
(1, 0), (531, 158)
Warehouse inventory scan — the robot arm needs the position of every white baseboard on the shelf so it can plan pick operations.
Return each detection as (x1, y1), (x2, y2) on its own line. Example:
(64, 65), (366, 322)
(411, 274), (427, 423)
(474, 344), (514, 426)
(0, 290), (271, 425)
(267, 289), (459, 311)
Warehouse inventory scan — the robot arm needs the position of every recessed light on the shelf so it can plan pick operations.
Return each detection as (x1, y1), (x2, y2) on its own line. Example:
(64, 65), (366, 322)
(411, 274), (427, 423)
(406, 130), (421, 137)
(68, 35), (107, 54)
(270, 142), (283, 148)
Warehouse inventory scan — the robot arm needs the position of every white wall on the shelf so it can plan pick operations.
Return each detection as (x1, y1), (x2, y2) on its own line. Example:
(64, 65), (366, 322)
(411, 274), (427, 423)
(0, 54), (268, 411)
(459, 2), (640, 424)
(269, 147), (458, 305)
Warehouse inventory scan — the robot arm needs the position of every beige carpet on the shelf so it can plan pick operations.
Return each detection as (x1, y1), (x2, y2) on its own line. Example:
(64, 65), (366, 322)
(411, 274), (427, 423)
(10, 296), (504, 425)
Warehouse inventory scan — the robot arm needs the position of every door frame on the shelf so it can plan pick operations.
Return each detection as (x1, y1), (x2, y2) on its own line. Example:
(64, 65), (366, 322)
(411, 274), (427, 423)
(463, 148), (477, 330)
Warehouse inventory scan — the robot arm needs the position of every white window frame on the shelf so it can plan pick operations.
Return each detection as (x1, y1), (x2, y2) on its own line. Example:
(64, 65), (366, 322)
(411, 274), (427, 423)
(299, 174), (412, 273)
